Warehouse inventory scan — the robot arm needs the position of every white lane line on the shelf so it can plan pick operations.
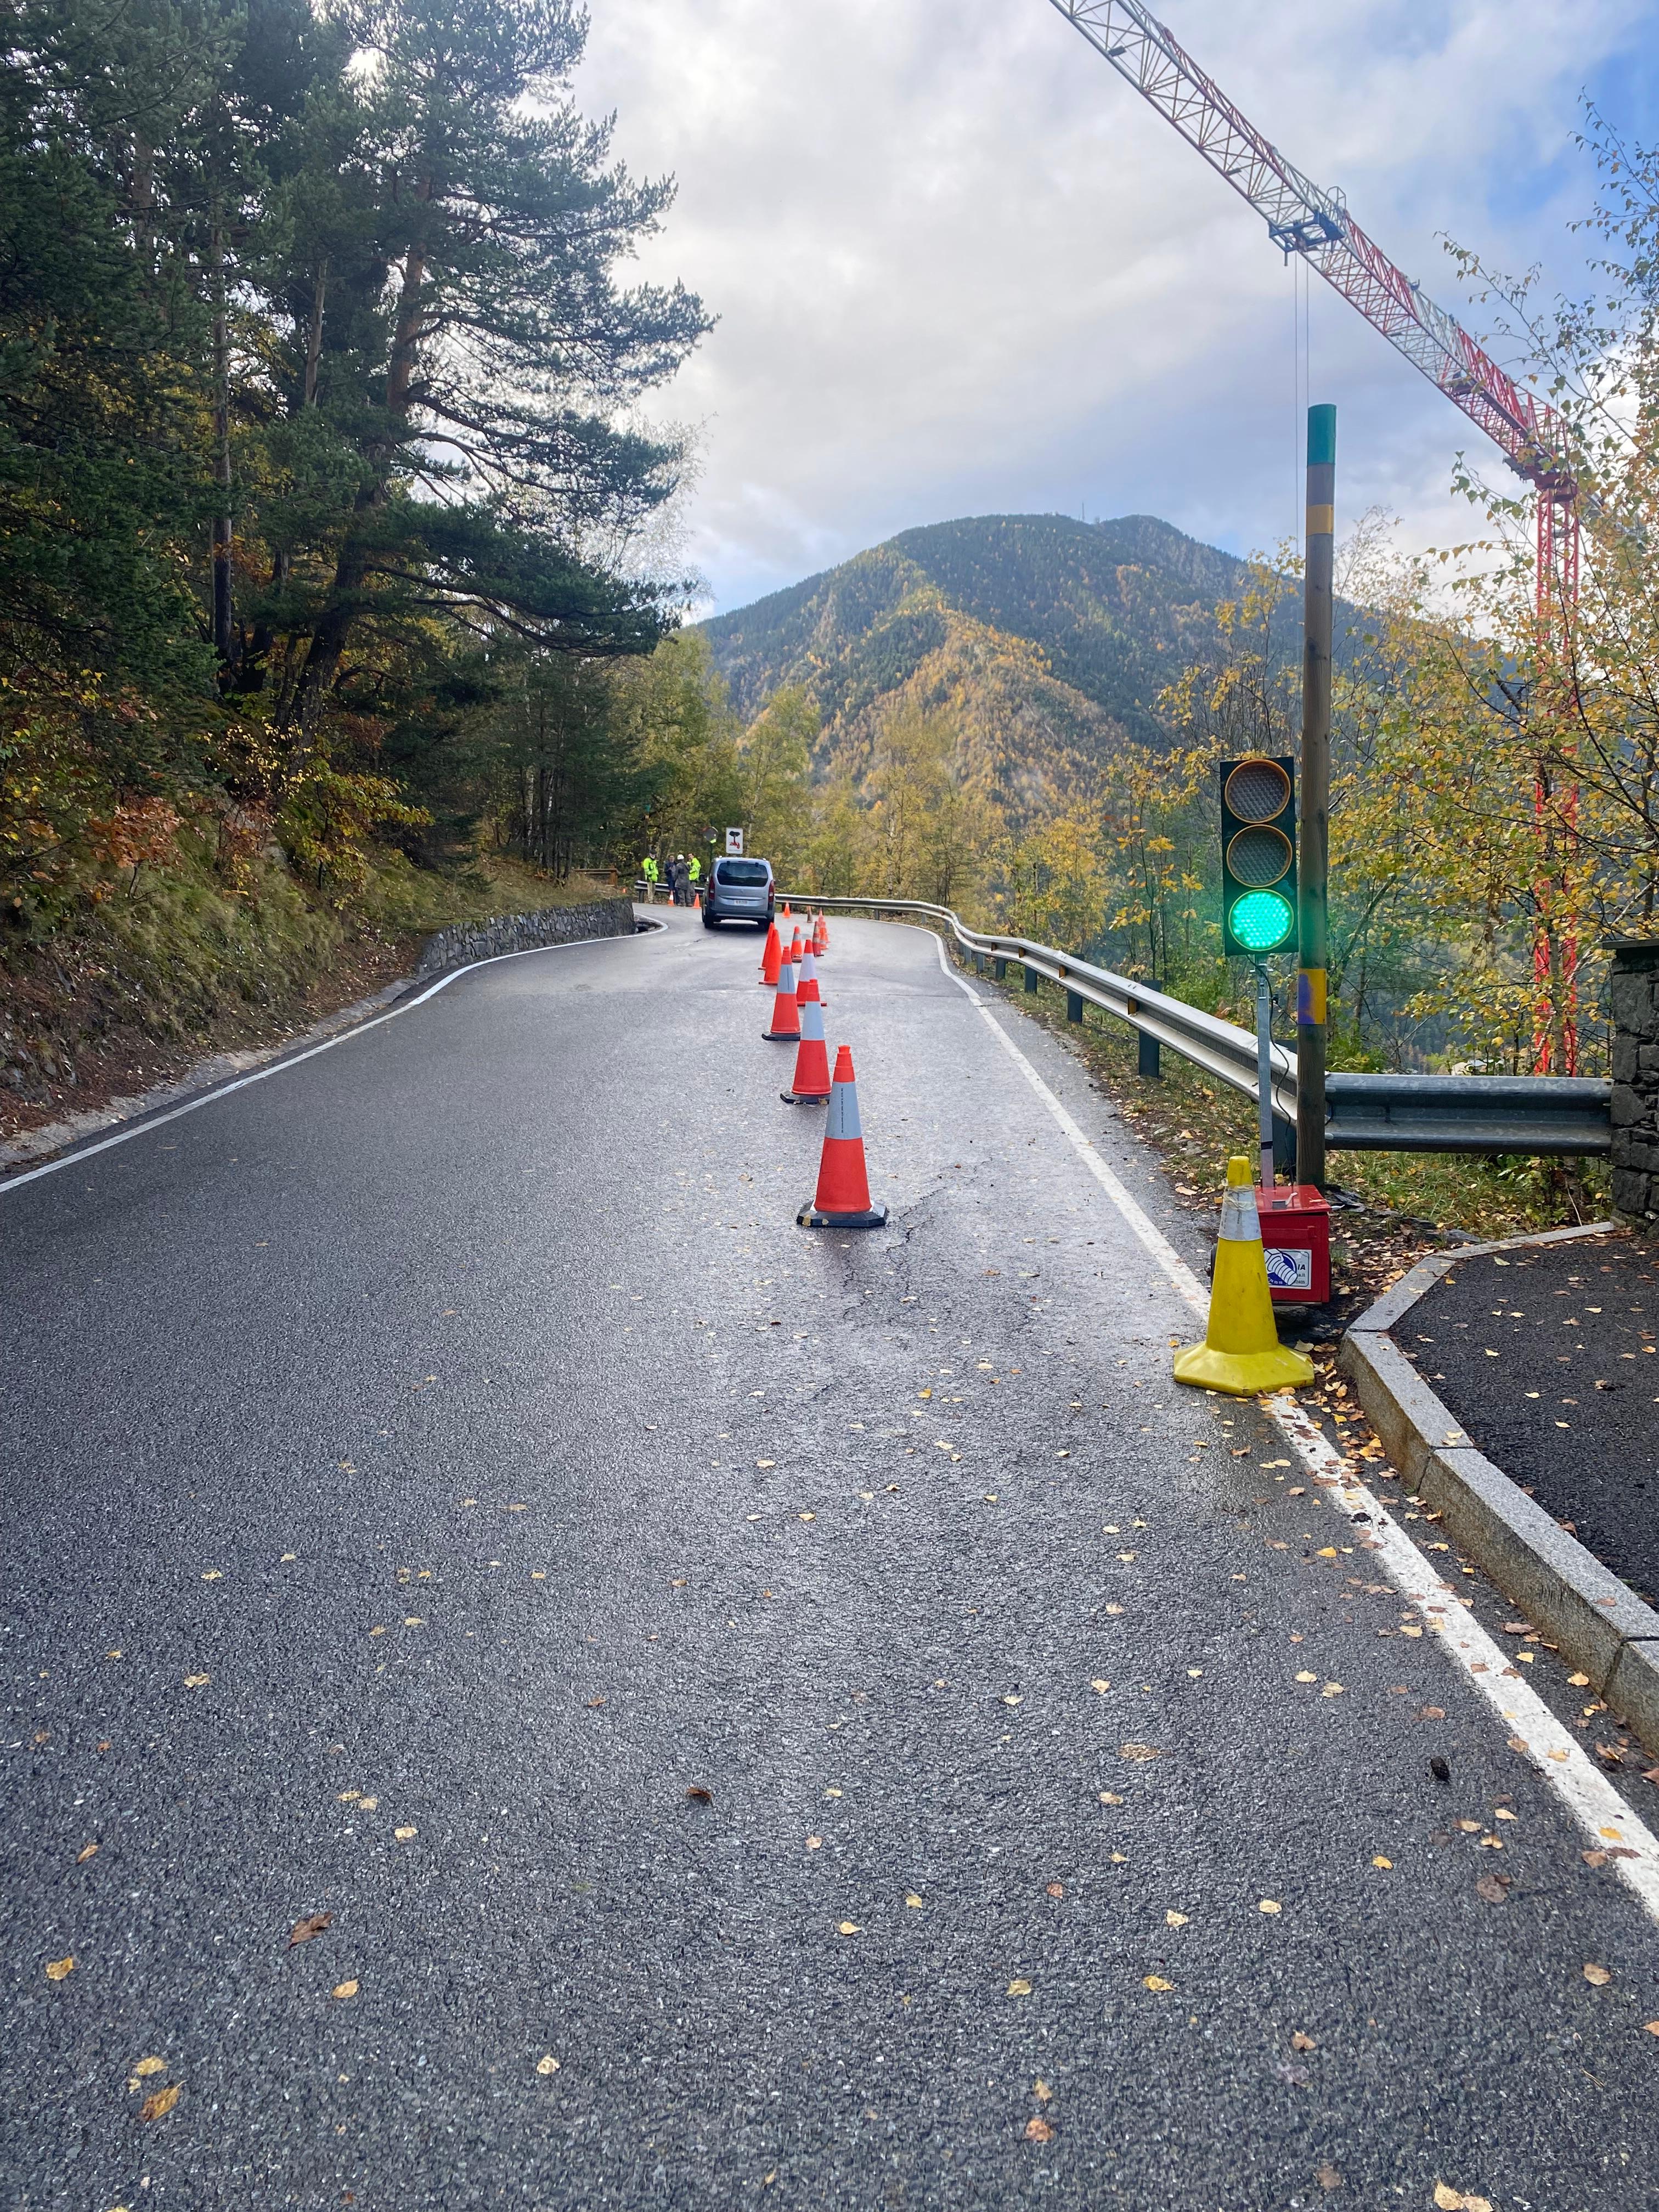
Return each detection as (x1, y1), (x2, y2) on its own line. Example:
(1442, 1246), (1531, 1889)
(927, 927), (1659, 1925)
(0, 924), (653, 1197)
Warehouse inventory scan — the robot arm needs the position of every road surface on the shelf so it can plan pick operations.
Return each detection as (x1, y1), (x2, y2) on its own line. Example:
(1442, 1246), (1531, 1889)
(3, 910), (1656, 2210)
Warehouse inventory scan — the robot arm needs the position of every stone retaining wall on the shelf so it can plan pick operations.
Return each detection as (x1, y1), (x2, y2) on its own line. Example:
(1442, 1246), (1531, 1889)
(1609, 936), (1659, 1227)
(415, 898), (638, 979)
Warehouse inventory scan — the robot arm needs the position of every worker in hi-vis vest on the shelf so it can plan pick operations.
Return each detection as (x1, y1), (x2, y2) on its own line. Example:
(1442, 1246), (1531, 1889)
(641, 855), (659, 890)
(687, 855), (702, 887)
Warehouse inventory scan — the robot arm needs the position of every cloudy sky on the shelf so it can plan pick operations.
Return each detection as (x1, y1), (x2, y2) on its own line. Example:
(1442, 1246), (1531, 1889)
(576, 0), (1659, 616)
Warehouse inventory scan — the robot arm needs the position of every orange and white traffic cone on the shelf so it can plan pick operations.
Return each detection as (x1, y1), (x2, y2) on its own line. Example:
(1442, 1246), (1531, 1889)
(764, 939), (802, 1041)
(781, 992), (832, 1103)
(692, 890), (702, 912)
(759, 921), (782, 986)
(812, 912), (828, 956)
(798, 1047), (888, 1228)
(796, 942), (823, 1008)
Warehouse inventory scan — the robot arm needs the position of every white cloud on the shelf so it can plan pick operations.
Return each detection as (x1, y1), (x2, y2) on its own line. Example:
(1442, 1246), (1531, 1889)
(578, 0), (1652, 611)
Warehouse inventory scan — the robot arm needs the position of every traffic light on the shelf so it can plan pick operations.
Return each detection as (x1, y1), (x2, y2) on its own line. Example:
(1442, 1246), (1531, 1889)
(1219, 755), (1297, 958)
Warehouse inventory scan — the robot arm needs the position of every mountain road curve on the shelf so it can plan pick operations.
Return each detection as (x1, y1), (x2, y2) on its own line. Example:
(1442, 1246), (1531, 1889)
(3, 909), (1656, 2210)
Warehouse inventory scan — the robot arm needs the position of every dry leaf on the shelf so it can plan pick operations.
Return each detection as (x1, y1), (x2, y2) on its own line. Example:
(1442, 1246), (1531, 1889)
(139, 2084), (180, 2123)
(1291, 2031), (1316, 2052)
(685, 1785), (713, 1804)
(535, 2055), (560, 2075)
(585, 1697), (606, 1709)
(906, 1894), (924, 1908)
(1475, 1874), (1511, 1904)
(331, 1979), (359, 2000)
(1259, 1899), (1282, 1915)
(1033, 2079), (1053, 2103)
(1119, 1742), (1161, 1762)
(1644, 2021), (1659, 2037)
(183, 1674), (210, 1689)
(133, 2056), (166, 2079)
(1006, 1978), (1032, 1996)
(44, 1956), (74, 1981)
(394, 1826), (417, 1841)
(1098, 1791), (1125, 1805)
(288, 1912), (332, 1947)
(1418, 1705), (1446, 1721)
(1142, 1974), (1172, 1992)
(1372, 1855), (1393, 1870)
(806, 1836), (822, 1849)
(1046, 1882), (1064, 1898)
(1090, 1679), (1110, 1695)
(1165, 1909), (1188, 1927)
(1314, 2165), (1343, 2192)
(1583, 1962), (1612, 1987)
(1024, 2117), (1054, 2142)
(75, 1843), (98, 1865)
(1295, 1671), (1318, 1684)
(837, 1922), (861, 1936)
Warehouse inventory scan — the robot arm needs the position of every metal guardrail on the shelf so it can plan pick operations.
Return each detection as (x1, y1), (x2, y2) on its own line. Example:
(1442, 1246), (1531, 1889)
(776, 894), (1612, 1158)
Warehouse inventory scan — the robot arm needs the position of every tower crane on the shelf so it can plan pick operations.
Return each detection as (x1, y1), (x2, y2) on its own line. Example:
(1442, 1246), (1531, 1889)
(1046, 0), (1583, 1069)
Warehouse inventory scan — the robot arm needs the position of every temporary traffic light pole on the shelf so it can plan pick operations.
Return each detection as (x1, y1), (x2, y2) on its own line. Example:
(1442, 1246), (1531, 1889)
(1253, 963), (1274, 1192)
(1296, 405), (1335, 1191)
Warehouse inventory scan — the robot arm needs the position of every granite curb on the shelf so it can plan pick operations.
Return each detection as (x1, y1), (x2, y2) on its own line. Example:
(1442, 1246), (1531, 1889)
(1338, 1220), (1659, 1757)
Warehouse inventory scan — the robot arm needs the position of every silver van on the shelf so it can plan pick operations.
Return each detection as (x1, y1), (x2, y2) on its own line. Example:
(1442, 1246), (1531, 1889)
(703, 855), (775, 929)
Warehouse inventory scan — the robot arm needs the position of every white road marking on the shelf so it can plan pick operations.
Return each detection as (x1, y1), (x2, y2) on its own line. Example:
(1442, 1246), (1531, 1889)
(927, 926), (1659, 1925)
(0, 924), (656, 1197)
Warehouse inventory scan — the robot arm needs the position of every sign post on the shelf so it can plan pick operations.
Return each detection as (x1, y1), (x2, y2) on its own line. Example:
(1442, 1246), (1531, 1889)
(1297, 404), (1335, 1190)
(725, 827), (744, 856)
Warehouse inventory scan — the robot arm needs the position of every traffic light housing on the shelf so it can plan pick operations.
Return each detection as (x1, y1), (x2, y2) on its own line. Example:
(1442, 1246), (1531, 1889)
(1220, 755), (1297, 958)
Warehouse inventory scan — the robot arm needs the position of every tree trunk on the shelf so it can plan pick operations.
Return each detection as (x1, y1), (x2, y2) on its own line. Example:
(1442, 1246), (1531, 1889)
(210, 210), (235, 669)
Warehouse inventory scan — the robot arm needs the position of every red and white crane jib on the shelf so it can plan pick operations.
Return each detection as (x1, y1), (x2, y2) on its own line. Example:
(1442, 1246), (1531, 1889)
(1044, 0), (1576, 497)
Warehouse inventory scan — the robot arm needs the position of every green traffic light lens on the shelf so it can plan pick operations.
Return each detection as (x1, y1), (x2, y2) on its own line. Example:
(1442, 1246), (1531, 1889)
(1229, 889), (1295, 953)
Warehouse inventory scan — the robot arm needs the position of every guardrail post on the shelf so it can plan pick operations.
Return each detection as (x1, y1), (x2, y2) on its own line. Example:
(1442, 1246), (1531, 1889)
(1066, 990), (1084, 1024)
(1024, 966), (1039, 994)
(1138, 1029), (1161, 1080)
(1609, 936), (1659, 1227)
(993, 956), (1007, 981)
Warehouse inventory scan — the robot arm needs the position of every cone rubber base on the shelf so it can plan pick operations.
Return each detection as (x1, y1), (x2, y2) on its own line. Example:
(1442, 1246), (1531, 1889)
(781, 1087), (831, 1104)
(1170, 1340), (1314, 1396)
(797, 1199), (888, 1229)
(763, 1026), (800, 1042)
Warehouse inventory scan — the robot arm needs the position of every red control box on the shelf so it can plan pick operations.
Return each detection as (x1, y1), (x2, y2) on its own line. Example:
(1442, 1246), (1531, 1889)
(1257, 1183), (1331, 1305)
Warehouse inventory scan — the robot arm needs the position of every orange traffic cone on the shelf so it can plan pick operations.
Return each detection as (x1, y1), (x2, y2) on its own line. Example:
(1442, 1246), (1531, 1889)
(781, 992), (832, 1103)
(798, 1048), (888, 1228)
(692, 890), (702, 912)
(812, 912), (828, 956)
(796, 942), (823, 1007)
(759, 921), (782, 986)
(764, 939), (801, 1041)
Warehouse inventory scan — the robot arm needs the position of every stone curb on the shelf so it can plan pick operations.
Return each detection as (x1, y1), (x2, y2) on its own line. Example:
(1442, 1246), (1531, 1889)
(1338, 1220), (1659, 1758)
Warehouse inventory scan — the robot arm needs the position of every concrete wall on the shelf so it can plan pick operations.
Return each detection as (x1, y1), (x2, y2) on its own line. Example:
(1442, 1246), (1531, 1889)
(1609, 936), (1659, 1227)
(415, 898), (638, 980)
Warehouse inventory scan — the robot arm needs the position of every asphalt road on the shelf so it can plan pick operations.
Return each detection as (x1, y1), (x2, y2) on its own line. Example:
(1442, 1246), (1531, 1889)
(4, 910), (1657, 2212)
(1397, 1235), (1659, 1609)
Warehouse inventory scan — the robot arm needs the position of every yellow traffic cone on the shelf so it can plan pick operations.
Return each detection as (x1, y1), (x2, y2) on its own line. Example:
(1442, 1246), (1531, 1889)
(1172, 1157), (1314, 1396)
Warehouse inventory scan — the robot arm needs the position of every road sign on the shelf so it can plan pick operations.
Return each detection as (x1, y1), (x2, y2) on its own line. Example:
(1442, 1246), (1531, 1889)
(725, 827), (744, 855)
(1220, 756), (1297, 957)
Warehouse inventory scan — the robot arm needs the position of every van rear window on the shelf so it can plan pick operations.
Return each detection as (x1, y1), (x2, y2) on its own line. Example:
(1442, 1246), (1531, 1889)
(716, 860), (770, 885)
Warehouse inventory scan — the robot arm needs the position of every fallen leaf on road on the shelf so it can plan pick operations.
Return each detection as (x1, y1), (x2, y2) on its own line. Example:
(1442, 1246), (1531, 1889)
(1165, 1910), (1188, 1927)
(201, 1570), (222, 1582)
(394, 1826), (416, 1841)
(1103, 1603), (1125, 1616)
(1583, 1962), (1612, 1986)
(1321, 1683), (1344, 1698)
(183, 1674), (210, 1688)
(1119, 1743), (1161, 1762)
(1259, 1899), (1282, 1915)
(806, 1836), (822, 1849)
(1007, 1978), (1032, 1996)
(132, 2057), (166, 2079)
(1567, 1672), (1590, 1688)
(1024, 2117), (1054, 2142)
(838, 1923), (860, 1936)
(1475, 1874), (1512, 1904)
(535, 2055), (560, 2075)
(1142, 1974), (1172, 1993)
(1456, 1819), (1482, 1833)
(1644, 2021), (1659, 2037)
(1373, 1856), (1393, 1870)
(1099, 1791), (1124, 1805)
(1417, 1706), (1446, 1721)
(289, 1914), (332, 1948)
(586, 1697), (606, 1709)
(1034, 2079), (1053, 2102)
(906, 1894), (924, 1908)
(1295, 1671), (1318, 1684)
(1314, 2165), (1343, 2192)
(1002, 1694), (1022, 1707)
(76, 1844), (98, 1865)
(331, 1980), (359, 1999)
(1433, 2188), (1493, 2212)
(139, 2084), (180, 2123)
(44, 1956), (74, 1981)
(685, 1786), (713, 1803)
(1091, 1679), (1110, 1695)
(1291, 2032), (1316, 2052)
(1046, 1883), (1064, 1898)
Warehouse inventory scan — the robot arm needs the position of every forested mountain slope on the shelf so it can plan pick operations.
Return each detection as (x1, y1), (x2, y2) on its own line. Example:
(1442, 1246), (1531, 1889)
(702, 512), (1302, 750)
